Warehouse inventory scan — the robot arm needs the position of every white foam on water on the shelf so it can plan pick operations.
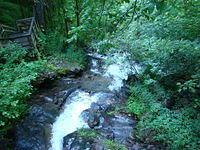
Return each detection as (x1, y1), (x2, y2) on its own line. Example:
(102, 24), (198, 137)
(87, 53), (107, 59)
(50, 90), (103, 150)
(104, 52), (140, 91)
(91, 59), (100, 74)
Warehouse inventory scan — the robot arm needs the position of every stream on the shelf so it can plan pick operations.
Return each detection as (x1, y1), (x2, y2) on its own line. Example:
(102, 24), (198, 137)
(50, 53), (140, 150)
(14, 52), (161, 150)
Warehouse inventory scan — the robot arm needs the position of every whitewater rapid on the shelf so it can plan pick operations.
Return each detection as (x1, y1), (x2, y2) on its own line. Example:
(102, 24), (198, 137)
(50, 91), (105, 150)
(50, 52), (140, 150)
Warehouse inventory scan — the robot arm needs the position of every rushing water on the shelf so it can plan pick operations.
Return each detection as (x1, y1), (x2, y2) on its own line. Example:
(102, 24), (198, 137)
(50, 53), (140, 150)
(50, 90), (105, 150)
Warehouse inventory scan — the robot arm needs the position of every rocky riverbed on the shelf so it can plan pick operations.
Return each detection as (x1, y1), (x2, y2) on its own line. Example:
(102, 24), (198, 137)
(14, 53), (164, 150)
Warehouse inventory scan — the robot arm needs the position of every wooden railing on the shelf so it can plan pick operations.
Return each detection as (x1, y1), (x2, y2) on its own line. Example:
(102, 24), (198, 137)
(0, 24), (16, 38)
(0, 17), (40, 49)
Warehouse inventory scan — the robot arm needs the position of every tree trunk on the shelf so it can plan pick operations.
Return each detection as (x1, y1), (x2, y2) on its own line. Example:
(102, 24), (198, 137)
(75, 0), (80, 27)
(74, 0), (80, 47)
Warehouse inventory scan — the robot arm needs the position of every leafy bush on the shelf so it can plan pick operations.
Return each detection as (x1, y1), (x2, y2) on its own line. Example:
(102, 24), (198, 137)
(0, 44), (47, 138)
(38, 33), (86, 68)
(0, 43), (27, 67)
(37, 32), (66, 55)
(123, 31), (200, 149)
(63, 45), (86, 67)
(127, 84), (200, 149)
(123, 26), (200, 149)
(129, 37), (200, 91)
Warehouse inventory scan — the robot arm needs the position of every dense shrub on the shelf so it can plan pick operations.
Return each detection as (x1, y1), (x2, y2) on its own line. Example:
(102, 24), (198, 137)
(124, 30), (200, 149)
(37, 32), (66, 55)
(0, 44), (47, 138)
(38, 32), (86, 68)
(127, 84), (200, 149)
(63, 46), (86, 67)
(123, 7), (200, 150)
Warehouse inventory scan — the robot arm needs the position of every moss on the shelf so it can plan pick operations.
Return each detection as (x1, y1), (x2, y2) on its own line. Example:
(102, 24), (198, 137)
(103, 139), (127, 150)
(77, 129), (98, 138)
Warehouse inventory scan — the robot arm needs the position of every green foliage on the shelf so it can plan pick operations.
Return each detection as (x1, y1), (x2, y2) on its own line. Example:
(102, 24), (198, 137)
(0, 44), (47, 138)
(93, 39), (115, 54)
(37, 32), (86, 68)
(127, 84), (153, 116)
(0, 43), (27, 67)
(92, 0), (200, 149)
(0, 0), (20, 26)
(77, 129), (97, 138)
(103, 139), (127, 150)
(37, 32), (65, 55)
(177, 74), (200, 94)
(130, 37), (200, 92)
(0, 0), (32, 26)
(127, 84), (200, 149)
(44, 0), (140, 46)
(64, 46), (86, 67)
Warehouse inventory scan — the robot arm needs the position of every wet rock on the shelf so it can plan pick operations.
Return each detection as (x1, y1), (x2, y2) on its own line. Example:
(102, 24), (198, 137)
(63, 132), (94, 150)
(83, 100), (135, 146)
(131, 144), (143, 150)
(63, 129), (113, 150)
(80, 109), (90, 122)
(97, 128), (115, 140)
(44, 96), (53, 102)
(115, 86), (129, 100)
(87, 103), (101, 128)
(109, 114), (135, 144)
(53, 84), (81, 107)
(14, 103), (59, 150)
(88, 112), (100, 128)
(81, 108), (101, 129)
(147, 145), (158, 150)
(44, 124), (52, 150)
(82, 101), (113, 129)
(127, 74), (139, 83)
(92, 140), (105, 150)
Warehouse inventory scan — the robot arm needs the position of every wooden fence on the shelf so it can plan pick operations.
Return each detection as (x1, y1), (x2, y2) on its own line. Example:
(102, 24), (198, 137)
(0, 17), (40, 49)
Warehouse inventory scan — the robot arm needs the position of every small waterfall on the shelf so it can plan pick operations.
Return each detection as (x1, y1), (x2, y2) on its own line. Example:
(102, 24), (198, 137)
(50, 52), (141, 150)
(50, 90), (104, 150)
(104, 52), (141, 91)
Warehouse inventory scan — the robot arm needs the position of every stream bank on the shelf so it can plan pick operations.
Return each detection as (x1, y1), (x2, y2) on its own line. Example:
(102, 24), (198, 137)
(14, 53), (165, 150)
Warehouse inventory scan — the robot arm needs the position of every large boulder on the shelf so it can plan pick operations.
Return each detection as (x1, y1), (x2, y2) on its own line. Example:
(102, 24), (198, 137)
(80, 100), (136, 149)
(53, 84), (81, 107)
(63, 131), (94, 150)
(63, 129), (112, 150)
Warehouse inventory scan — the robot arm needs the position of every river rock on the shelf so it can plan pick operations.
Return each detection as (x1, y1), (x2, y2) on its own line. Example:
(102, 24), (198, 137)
(131, 144), (143, 150)
(63, 129), (112, 150)
(63, 132), (93, 150)
(44, 96), (54, 102)
(14, 103), (59, 150)
(53, 84), (81, 107)
(82, 100), (136, 147)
